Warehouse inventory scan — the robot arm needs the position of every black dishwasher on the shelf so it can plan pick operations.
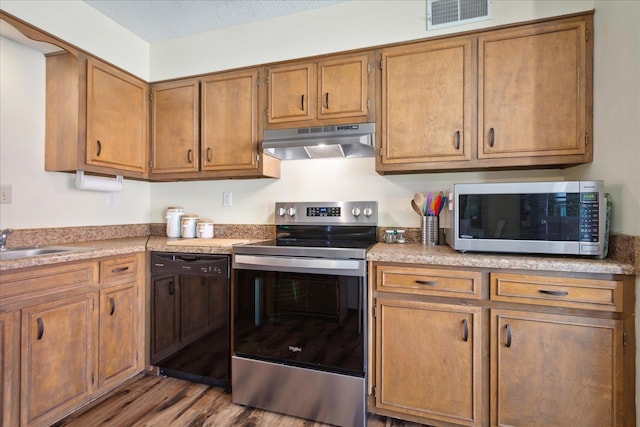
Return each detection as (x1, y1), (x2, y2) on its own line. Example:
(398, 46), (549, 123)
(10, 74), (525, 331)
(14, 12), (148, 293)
(150, 252), (229, 389)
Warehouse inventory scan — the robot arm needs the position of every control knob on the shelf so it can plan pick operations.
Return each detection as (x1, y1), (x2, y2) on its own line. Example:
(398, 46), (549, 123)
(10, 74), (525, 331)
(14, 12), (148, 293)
(287, 207), (297, 217)
(351, 207), (361, 217)
(363, 207), (373, 217)
(277, 207), (287, 217)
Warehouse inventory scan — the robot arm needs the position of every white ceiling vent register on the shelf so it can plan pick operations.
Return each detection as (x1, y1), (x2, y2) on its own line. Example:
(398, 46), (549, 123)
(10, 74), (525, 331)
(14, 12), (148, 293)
(427, 0), (491, 30)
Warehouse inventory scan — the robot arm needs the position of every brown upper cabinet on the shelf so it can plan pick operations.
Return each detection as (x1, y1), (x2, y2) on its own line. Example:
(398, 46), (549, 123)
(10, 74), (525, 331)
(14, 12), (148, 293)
(150, 68), (280, 181)
(46, 53), (149, 179)
(379, 36), (474, 168)
(377, 12), (593, 174)
(265, 53), (374, 128)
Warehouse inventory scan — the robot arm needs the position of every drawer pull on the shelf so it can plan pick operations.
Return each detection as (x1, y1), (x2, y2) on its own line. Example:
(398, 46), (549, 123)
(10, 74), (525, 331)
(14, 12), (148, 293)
(109, 297), (116, 316)
(112, 266), (130, 273)
(462, 319), (469, 342)
(187, 149), (193, 164)
(37, 317), (44, 340)
(96, 140), (102, 156)
(414, 280), (437, 286)
(489, 127), (495, 147)
(325, 92), (330, 109)
(538, 289), (569, 297)
(505, 324), (512, 348)
(300, 94), (305, 111)
(455, 130), (461, 150)
(169, 281), (175, 295)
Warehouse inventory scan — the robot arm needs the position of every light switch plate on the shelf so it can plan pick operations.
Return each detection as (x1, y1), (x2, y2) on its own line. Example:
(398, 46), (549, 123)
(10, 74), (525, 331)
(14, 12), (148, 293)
(0, 184), (12, 204)
(223, 191), (232, 207)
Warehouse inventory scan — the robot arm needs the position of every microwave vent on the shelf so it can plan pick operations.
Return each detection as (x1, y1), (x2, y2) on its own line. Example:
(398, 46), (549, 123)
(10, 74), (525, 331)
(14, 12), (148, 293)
(427, 0), (491, 30)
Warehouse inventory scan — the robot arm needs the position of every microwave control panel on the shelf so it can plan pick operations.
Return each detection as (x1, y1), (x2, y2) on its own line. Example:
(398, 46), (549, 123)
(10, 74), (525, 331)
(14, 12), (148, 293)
(579, 193), (600, 242)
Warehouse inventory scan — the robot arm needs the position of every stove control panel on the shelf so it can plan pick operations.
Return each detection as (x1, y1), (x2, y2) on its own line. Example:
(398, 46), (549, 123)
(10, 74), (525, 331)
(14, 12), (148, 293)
(275, 201), (378, 225)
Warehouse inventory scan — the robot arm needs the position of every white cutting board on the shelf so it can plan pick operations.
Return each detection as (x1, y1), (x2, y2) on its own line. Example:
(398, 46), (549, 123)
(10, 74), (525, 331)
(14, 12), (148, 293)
(165, 238), (251, 247)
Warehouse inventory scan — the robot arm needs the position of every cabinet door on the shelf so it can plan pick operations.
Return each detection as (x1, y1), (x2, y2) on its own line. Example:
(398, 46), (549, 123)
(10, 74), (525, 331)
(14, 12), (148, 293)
(201, 70), (259, 171)
(380, 37), (473, 166)
(151, 275), (180, 363)
(1, 311), (19, 427)
(86, 58), (148, 173)
(478, 19), (588, 159)
(491, 309), (623, 427)
(267, 63), (315, 123)
(318, 55), (369, 120)
(21, 293), (97, 427)
(99, 282), (138, 390)
(375, 298), (482, 426)
(151, 80), (200, 174)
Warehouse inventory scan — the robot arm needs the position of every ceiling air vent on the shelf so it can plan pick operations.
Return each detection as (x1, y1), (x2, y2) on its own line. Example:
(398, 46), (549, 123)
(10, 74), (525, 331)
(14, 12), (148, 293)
(427, 0), (491, 30)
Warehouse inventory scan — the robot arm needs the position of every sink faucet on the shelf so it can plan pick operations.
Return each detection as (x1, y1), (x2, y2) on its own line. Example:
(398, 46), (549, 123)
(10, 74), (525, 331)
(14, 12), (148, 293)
(0, 228), (13, 251)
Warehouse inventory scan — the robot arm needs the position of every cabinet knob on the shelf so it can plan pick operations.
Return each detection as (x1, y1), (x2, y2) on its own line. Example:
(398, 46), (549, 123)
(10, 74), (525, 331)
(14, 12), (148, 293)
(37, 317), (44, 340)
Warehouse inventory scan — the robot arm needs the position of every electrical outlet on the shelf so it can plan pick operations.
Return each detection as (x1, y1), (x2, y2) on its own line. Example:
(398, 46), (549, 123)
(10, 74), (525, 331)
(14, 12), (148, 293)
(0, 184), (12, 204)
(223, 192), (232, 207)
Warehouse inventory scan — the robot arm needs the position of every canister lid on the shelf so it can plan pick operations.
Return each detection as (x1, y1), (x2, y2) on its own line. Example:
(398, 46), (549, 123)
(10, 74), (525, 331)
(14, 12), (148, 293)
(181, 214), (199, 220)
(198, 219), (214, 225)
(166, 206), (184, 212)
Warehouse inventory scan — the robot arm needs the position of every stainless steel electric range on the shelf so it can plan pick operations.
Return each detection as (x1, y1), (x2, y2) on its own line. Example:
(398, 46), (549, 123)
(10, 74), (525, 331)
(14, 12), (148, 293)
(232, 201), (378, 427)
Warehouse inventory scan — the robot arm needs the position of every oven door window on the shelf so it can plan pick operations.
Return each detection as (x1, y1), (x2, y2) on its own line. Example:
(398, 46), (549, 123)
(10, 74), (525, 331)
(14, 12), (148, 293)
(234, 270), (364, 377)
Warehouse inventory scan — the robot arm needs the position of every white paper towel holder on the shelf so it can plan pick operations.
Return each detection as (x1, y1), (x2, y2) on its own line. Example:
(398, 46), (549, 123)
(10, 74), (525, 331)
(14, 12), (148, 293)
(75, 170), (123, 192)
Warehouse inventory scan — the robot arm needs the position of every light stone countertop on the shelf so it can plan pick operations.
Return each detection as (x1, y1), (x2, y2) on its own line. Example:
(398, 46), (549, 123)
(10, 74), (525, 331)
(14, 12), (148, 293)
(367, 243), (635, 275)
(0, 237), (634, 276)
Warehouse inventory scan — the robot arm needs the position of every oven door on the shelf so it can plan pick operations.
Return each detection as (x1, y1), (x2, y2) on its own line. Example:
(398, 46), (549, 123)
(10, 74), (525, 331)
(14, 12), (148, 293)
(232, 254), (366, 377)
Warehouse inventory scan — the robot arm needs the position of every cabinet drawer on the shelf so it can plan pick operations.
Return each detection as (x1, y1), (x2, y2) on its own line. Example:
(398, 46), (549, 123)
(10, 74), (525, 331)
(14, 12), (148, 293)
(490, 273), (623, 312)
(100, 255), (138, 285)
(0, 261), (98, 303)
(376, 265), (482, 299)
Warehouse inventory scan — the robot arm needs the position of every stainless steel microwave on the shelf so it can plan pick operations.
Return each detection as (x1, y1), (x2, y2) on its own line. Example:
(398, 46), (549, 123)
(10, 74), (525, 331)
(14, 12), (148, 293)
(444, 181), (608, 257)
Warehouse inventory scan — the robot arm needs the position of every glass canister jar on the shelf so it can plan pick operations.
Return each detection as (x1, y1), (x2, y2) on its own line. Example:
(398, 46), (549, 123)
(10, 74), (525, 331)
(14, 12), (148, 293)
(197, 219), (214, 239)
(181, 214), (199, 239)
(166, 206), (184, 238)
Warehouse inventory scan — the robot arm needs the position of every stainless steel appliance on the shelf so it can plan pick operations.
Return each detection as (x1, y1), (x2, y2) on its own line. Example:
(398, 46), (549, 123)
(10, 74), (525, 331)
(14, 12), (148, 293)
(263, 123), (375, 160)
(150, 252), (230, 388)
(444, 180), (608, 257)
(232, 201), (378, 427)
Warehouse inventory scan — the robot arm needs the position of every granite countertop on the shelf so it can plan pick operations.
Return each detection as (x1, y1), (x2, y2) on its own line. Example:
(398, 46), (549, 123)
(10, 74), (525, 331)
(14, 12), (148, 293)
(367, 243), (635, 275)
(0, 236), (635, 276)
(0, 236), (269, 272)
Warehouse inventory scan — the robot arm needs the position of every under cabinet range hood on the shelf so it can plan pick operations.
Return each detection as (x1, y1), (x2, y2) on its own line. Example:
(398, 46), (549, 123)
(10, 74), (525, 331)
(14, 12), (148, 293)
(263, 123), (375, 160)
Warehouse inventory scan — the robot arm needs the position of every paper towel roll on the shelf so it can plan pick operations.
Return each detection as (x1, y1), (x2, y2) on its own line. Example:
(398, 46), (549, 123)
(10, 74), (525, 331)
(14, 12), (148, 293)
(75, 170), (123, 192)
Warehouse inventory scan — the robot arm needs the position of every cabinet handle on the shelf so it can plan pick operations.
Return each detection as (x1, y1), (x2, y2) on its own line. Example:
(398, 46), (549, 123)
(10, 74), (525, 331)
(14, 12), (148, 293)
(538, 289), (569, 296)
(489, 128), (495, 147)
(325, 92), (330, 109)
(109, 297), (116, 316)
(414, 280), (437, 286)
(505, 324), (512, 348)
(96, 140), (102, 156)
(169, 281), (175, 295)
(206, 147), (212, 163)
(455, 130), (461, 150)
(462, 319), (469, 342)
(187, 149), (193, 164)
(37, 317), (44, 340)
(112, 266), (129, 273)
(301, 94), (305, 111)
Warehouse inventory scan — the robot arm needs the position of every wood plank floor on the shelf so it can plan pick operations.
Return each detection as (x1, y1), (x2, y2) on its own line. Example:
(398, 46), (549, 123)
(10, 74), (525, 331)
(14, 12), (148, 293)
(53, 374), (430, 427)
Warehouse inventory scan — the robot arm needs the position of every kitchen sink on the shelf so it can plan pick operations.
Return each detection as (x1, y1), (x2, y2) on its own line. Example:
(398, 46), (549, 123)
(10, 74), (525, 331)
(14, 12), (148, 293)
(0, 246), (92, 261)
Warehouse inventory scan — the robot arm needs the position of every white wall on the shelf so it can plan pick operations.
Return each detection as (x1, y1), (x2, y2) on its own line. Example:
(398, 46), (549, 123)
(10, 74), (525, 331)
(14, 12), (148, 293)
(0, 36), (151, 228)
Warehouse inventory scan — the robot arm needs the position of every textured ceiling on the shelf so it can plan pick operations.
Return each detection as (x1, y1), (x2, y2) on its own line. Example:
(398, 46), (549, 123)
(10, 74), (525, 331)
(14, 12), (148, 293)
(83, 0), (347, 42)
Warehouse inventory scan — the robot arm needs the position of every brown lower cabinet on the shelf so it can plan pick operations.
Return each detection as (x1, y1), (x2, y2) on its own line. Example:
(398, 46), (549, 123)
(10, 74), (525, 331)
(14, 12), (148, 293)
(369, 263), (635, 427)
(0, 253), (144, 427)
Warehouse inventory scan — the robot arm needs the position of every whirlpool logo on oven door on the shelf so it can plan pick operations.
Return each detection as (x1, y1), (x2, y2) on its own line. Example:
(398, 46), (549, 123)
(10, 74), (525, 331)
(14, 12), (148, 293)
(288, 345), (302, 353)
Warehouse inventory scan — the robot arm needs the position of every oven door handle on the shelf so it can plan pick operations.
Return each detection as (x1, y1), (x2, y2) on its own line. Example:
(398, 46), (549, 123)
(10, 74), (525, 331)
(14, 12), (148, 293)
(233, 254), (362, 272)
